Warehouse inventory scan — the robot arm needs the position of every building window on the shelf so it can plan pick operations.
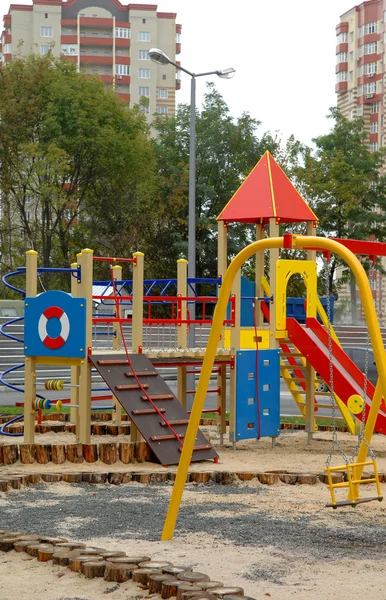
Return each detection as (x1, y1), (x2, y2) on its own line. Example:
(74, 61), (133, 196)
(40, 26), (52, 37)
(336, 52), (348, 63)
(357, 105), (363, 116)
(365, 62), (377, 75)
(364, 82), (376, 94)
(358, 25), (364, 37)
(162, 74), (167, 80)
(139, 68), (150, 78)
(116, 64), (129, 76)
(158, 88), (168, 99)
(350, 31), (354, 42)
(138, 50), (149, 60)
(139, 105), (149, 114)
(336, 32), (347, 44)
(142, 18), (147, 24)
(359, 43), (377, 56)
(40, 44), (50, 55)
(336, 71), (347, 83)
(157, 106), (168, 115)
(115, 27), (130, 39)
(371, 102), (380, 114)
(358, 85), (363, 96)
(365, 22), (378, 35)
(349, 90), (354, 101)
(349, 109), (356, 120)
(349, 71), (353, 82)
(349, 51), (353, 62)
(139, 86), (150, 96)
(138, 31), (150, 42)
(370, 142), (378, 152)
(61, 44), (78, 56)
(370, 121), (379, 133)
(176, 32), (181, 43)
(44, 12), (48, 18)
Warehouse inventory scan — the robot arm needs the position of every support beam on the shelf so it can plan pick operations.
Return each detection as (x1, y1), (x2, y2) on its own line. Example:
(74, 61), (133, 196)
(255, 224), (265, 327)
(177, 259), (188, 409)
(70, 261), (80, 427)
(24, 250), (38, 444)
(77, 249), (93, 444)
(306, 221), (317, 443)
(269, 218), (279, 349)
(229, 267), (241, 449)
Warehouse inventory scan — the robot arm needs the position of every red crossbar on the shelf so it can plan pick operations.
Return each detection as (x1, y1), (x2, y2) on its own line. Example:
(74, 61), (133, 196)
(93, 256), (136, 263)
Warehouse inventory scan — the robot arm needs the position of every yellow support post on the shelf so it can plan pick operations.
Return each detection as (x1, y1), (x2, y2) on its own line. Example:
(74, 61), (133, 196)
(217, 221), (228, 349)
(112, 265), (122, 425)
(131, 251), (144, 442)
(269, 218), (279, 349)
(76, 249), (93, 444)
(177, 259), (188, 409)
(24, 250), (38, 444)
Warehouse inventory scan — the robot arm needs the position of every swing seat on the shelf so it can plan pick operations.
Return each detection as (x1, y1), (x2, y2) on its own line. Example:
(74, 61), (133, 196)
(325, 459), (383, 509)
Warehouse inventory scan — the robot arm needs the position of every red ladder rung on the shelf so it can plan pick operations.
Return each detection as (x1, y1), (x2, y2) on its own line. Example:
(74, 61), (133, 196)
(141, 394), (174, 401)
(160, 419), (189, 427)
(132, 408), (166, 415)
(97, 360), (130, 365)
(125, 371), (158, 378)
(115, 384), (149, 391)
(150, 434), (185, 442)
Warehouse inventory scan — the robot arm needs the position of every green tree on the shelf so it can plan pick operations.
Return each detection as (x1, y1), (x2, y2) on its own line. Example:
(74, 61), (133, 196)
(0, 52), (156, 289)
(296, 108), (386, 320)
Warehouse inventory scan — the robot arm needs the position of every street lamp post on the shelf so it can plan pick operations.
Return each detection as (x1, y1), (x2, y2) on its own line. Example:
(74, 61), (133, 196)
(149, 48), (235, 353)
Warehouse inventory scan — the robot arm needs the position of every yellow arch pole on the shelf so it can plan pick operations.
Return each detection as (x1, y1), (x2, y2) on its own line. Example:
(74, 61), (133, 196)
(294, 236), (386, 478)
(162, 237), (284, 541)
(162, 234), (386, 540)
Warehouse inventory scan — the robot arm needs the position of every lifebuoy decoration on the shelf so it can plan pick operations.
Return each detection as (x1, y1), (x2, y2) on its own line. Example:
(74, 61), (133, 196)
(38, 305), (70, 350)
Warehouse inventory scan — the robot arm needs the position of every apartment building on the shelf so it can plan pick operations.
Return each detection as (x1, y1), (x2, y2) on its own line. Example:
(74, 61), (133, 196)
(0, 1), (181, 118)
(335, 0), (386, 324)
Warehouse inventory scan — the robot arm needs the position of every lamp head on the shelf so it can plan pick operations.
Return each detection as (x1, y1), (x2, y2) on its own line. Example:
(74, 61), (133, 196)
(217, 67), (236, 79)
(149, 48), (172, 66)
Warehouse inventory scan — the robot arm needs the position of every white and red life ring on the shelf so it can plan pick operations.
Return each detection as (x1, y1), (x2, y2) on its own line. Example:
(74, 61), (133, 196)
(38, 306), (70, 350)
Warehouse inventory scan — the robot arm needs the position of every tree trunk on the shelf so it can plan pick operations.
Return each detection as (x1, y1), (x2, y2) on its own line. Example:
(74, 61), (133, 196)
(83, 444), (98, 462)
(35, 444), (51, 464)
(81, 561), (107, 578)
(51, 445), (66, 464)
(66, 443), (83, 463)
(3, 444), (19, 464)
(119, 442), (134, 464)
(99, 443), (117, 464)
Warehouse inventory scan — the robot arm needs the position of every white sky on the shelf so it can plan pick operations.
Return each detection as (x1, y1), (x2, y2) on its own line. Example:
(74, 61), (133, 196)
(0, 0), (355, 145)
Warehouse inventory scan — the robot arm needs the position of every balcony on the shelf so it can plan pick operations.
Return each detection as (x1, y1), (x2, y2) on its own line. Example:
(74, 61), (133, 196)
(61, 35), (77, 44)
(117, 92), (130, 103)
(335, 22), (348, 35)
(115, 56), (130, 65)
(176, 78), (181, 90)
(80, 55), (113, 65)
(115, 37), (130, 47)
(3, 33), (11, 44)
(3, 15), (11, 27)
(115, 75), (130, 85)
(336, 42), (348, 54)
(176, 42), (181, 54)
(335, 62), (348, 73)
(79, 17), (113, 28)
(80, 36), (114, 46)
(335, 82), (347, 93)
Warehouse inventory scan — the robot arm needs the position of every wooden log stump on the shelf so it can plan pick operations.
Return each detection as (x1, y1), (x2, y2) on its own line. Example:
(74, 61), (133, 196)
(80, 547), (105, 556)
(92, 424), (107, 435)
(56, 542), (87, 550)
(90, 473), (107, 484)
(211, 472), (236, 485)
(52, 551), (81, 566)
(0, 538), (19, 552)
(182, 594), (217, 600)
(0, 445), (3, 464)
(65, 424), (76, 434)
(81, 561), (108, 578)
(150, 472), (168, 484)
(119, 442), (134, 464)
(223, 596), (256, 600)
(82, 473), (94, 483)
(20, 444), (35, 464)
(51, 445), (66, 464)
(132, 568), (162, 585)
(41, 473), (62, 483)
(110, 555), (150, 565)
(134, 441), (151, 463)
(162, 579), (182, 599)
(106, 425), (119, 436)
(83, 444), (98, 463)
(28, 474), (42, 484)
(318, 472), (344, 485)
(139, 561), (172, 569)
(3, 444), (19, 465)
(63, 473), (83, 484)
(26, 543), (42, 557)
(69, 555), (103, 572)
(297, 473), (318, 485)
(104, 562), (138, 582)
(176, 586), (201, 600)
(122, 473), (132, 484)
(0, 480), (9, 493)
(258, 473), (279, 485)
(100, 551), (126, 560)
(235, 472), (258, 482)
(131, 472), (151, 484)
(148, 574), (175, 594)
(278, 473), (298, 485)
(118, 424), (130, 435)
(37, 545), (55, 562)
(14, 541), (34, 552)
(36, 424), (52, 434)
(163, 566), (192, 576)
(209, 588), (244, 598)
(177, 572), (210, 583)
(196, 582), (223, 591)
(50, 424), (66, 433)
(9, 477), (22, 489)
(108, 472), (123, 485)
(35, 444), (51, 464)
(39, 537), (68, 545)
(66, 443), (83, 463)
(190, 472), (212, 484)
(99, 443), (117, 465)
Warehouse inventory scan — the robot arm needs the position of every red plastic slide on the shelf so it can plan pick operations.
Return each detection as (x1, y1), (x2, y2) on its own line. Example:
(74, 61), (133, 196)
(286, 317), (386, 435)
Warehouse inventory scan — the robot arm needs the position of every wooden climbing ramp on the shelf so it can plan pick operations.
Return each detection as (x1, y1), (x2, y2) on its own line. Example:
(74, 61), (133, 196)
(90, 353), (219, 466)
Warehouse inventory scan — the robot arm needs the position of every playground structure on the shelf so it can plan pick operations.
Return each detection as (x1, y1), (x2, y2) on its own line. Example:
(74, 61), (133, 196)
(1, 152), (386, 512)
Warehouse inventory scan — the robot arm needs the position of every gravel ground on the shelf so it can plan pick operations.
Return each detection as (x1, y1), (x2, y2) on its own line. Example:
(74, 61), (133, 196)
(1, 481), (386, 564)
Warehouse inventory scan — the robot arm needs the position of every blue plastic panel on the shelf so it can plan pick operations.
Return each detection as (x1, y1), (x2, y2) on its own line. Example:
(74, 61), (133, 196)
(236, 349), (280, 440)
(24, 290), (86, 358)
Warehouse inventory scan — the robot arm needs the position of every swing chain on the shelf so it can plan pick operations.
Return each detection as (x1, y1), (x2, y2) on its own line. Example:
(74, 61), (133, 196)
(325, 259), (349, 467)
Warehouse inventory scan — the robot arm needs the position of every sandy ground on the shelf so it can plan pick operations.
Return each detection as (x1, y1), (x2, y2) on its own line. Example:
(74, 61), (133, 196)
(1, 427), (386, 600)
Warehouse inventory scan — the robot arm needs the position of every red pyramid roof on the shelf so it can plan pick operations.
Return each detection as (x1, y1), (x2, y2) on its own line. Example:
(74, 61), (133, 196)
(217, 151), (318, 224)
